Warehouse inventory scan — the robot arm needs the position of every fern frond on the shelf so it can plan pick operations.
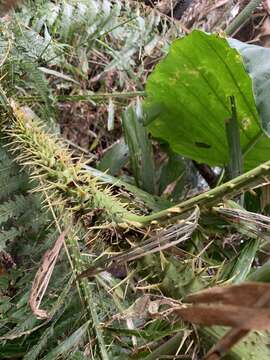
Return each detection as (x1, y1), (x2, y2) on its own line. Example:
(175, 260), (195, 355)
(21, 60), (55, 122)
(0, 142), (52, 256)
(0, 99), (136, 359)
(42, 320), (91, 360)
(0, 172), (29, 198)
(0, 228), (20, 250)
(0, 194), (34, 225)
(15, 26), (56, 62)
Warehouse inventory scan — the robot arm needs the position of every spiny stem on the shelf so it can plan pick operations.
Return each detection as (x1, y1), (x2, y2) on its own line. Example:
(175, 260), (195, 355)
(135, 161), (270, 224)
(6, 101), (141, 225)
(4, 99), (270, 227)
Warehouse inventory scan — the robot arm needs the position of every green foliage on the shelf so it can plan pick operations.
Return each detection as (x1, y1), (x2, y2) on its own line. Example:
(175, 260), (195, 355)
(122, 104), (156, 194)
(0, 22), (56, 123)
(0, 148), (83, 359)
(229, 38), (270, 135)
(0, 2), (171, 358)
(98, 138), (129, 176)
(0, 146), (49, 251)
(0, 147), (29, 197)
(145, 30), (270, 170)
(157, 148), (187, 199)
(0, 1), (169, 359)
(13, 0), (168, 88)
(1, 1), (270, 359)
(41, 320), (91, 360)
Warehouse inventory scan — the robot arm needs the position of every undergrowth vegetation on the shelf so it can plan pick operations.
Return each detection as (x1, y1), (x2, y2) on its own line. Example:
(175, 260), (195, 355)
(1, 0), (270, 359)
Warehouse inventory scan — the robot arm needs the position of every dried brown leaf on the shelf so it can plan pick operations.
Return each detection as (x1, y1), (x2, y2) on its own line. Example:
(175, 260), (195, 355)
(185, 282), (270, 307)
(176, 282), (270, 359)
(29, 230), (67, 319)
(176, 304), (270, 330)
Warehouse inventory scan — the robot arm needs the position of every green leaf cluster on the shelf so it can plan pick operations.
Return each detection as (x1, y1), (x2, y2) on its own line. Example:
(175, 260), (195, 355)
(2, 1), (270, 359)
(145, 30), (270, 170)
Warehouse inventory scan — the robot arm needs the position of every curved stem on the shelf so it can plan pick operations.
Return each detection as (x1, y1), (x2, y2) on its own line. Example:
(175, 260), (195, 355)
(5, 98), (270, 228)
(130, 159), (270, 224)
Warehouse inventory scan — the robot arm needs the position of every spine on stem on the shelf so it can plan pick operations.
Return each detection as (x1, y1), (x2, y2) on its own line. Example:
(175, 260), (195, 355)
(6, 101), (143, 226)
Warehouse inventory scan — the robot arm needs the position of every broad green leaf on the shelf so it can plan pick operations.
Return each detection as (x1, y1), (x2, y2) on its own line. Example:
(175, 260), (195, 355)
(229, 38), (270, 135)
(144, 30), (270, 170)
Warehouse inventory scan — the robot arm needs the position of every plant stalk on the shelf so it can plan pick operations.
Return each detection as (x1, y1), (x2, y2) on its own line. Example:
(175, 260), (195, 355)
(134, 160), (270, 224)
(5, 99), (270, 227)
(225, 0), (262, 36)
